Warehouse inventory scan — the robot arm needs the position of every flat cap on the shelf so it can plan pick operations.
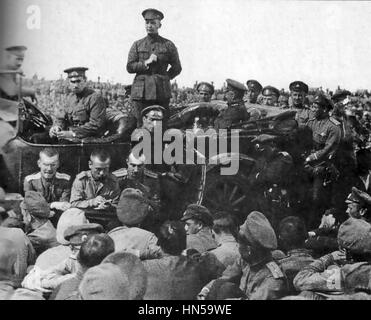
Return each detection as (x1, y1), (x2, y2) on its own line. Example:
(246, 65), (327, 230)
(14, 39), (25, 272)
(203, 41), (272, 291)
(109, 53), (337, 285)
(289, 81), (309, 94)
(141, 105), (165, 119)
(252, 134), (278, 144)
(181, 204), (213, 226)
(262, 86), (280, 98)
(338, 217), (371, 255)
(116, 188), (150, 226)
(246, 80), (263, 92)
(197, 82), (214, 95)
(142, 8), (164, 20)
(79, 252), (147, 300)
(332, 90), (351, 103)
(313, 94), (333, 110)
(56, 208), (88, 245)
(226, 79), (247, 93)
(21, 191), (50, 219)
(63, 67), (88, 79)
(63, 223), (103, 246)
(240, 211), (277, 250)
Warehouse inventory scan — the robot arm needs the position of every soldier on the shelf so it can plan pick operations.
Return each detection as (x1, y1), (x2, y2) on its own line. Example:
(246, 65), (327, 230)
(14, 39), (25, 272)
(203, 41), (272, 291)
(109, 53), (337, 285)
(214, 79), (249, 129)
(278, 95), (289, 109)
(127, 8), (182, 127)
(198, 211), (288, 300)
(245, 80), (262, 104)
(107, 188), (162, 259)
(24, 148), (71, 214)
(247, 134), (293, 228)
(345, 188), (370, 221)
(49, 67), (106, 140)
(289, 81), (312, 126)
(0, 45), (35, 101)
(180, 204), (217, 254)
(196, 82), (214, 103)
(304, 94), (342, 228)
(261, 86), (280, 106)
(68, 150), (121, 228)
(294, 217), (371, 299)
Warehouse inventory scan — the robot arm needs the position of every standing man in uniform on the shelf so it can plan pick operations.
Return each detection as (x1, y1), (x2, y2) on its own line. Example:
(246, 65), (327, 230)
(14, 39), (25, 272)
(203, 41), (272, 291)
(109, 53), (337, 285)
(127, 8), (182, 127)
(0, 45), (35, 101)
(304, 94), (342, 228)
(49, 67), (106, 140)
(289, 81), (312, 126)
(245, 80), (262, 104)
(261, 86), (280, 107)
(214, 79), (249, 129)
(196, 82), (214, 103)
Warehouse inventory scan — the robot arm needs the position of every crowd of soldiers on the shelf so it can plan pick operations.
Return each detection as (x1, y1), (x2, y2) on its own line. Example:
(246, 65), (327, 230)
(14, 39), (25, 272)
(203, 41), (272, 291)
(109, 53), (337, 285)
(1, 7), (371, 300)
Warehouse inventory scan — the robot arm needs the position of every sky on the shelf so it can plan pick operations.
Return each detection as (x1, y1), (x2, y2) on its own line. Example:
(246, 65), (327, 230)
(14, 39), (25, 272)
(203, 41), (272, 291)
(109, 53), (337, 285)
(1, 0), (371, 91)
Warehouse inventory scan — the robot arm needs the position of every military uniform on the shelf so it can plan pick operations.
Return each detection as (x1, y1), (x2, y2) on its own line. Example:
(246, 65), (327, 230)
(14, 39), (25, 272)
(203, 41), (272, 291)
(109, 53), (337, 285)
(214, 79), (249, 129)
(289, 81), (313, 125)
(54, 87), (106, 139)
(23, 172), (71, 203)
(127, 9), (182, 125)
(70, 171), (120, 209)
(278, 248), (314, 294)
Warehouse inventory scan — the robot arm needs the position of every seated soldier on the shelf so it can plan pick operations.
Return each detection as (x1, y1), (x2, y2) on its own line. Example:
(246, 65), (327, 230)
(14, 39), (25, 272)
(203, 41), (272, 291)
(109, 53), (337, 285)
(24, 148), (71, 224)
(180, 204), (217, 254)
(107, 188), (162, 260)
(66, 150), (120, 229)
(198, 211), (288, 300)
(47, 67), (106, 142)
(21, 191), (58, 255)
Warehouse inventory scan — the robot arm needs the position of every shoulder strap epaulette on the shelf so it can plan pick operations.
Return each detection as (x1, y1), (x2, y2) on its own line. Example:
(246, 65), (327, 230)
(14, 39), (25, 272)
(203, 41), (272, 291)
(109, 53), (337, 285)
(76, 171), (88, 180)
(144, 168), (159, 179)
(55, 172), (71, 181)
(112, 168), (128, 178)
(265, 261), (285, 279)
(329, 117), (341, 126)
(24, 172), (41, 182)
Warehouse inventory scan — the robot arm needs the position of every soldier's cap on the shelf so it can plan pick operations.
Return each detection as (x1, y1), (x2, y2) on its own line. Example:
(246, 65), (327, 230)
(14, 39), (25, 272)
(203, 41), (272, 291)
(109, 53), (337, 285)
(289, 81), (309, 94)
(251, 134), (278, 145)
(63, 67), (88, 79)
(338, 217), (371, 255)
(142, 8), (164, 21)
(20, 191), (50, 219)
(261, 86), (280, 98)
(56, 208), (88, 245)
(346, 187), (369, 207)
(63, 223), (103, 246)
(116, 188), (151, 226)
(5, 46), (27, 58)
(226, 79), (247, 93)
(141, 105), (165, 119)
(181, 204), (213, 226)
(332, 90), (351, 103)
(246, 80), (263, 92)
(196, 82), (214, 95)
(313, 94), (333, 110)
(78, 252), (147, 300)
(240, 211), (277, 250)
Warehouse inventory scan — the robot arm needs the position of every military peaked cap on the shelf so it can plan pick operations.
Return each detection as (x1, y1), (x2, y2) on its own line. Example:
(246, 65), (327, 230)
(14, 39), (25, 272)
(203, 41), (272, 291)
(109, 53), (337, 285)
(289, 81), (309, 94)
(262, 86), (280, 98)
(246, 80), (263, 92)
(226, 79), (246, 93)
(142, 8), (164, 20)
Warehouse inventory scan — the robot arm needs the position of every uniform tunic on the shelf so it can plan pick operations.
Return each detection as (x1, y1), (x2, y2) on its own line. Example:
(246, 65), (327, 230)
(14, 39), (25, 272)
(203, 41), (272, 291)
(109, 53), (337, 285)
(54, 87), (106, 139)
(70, 171), (120, 209)
(24, 172), (71, 203)
(127, 34), (182, 102)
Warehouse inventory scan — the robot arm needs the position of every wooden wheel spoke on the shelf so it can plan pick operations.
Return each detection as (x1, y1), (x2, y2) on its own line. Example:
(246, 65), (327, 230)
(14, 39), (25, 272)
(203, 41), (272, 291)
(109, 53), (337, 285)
(231, 195), (246, 207)
(229, 185), (239, 202)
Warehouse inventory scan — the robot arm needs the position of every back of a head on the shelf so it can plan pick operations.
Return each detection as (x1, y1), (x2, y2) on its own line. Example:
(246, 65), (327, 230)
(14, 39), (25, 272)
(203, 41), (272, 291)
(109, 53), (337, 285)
(212, 214), (238, 237)
(79, 252), (147, 300)
(56, 208), (88, 245)
(77, 234), (115, 268)
(158, 221), (186, 255)
(278, 216), (307, 251)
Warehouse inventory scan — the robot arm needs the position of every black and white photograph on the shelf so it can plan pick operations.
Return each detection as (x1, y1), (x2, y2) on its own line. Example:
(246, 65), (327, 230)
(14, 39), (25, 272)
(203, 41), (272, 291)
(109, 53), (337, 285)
(1, 0), (371, 305)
